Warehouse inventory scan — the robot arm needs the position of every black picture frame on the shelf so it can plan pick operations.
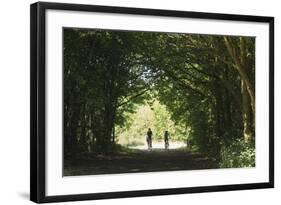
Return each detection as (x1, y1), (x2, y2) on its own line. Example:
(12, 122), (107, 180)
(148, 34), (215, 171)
(30, 1), (274, 203)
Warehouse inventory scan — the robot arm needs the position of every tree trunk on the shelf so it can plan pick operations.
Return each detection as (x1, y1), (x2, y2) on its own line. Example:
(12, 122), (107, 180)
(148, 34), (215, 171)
(223, 37), (255, 115)
(242, 81), (254, 141)
(224, 37), (255, 141)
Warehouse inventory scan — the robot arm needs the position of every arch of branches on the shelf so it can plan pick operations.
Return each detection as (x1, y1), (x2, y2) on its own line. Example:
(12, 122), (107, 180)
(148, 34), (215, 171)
(64, 28), (255, 157)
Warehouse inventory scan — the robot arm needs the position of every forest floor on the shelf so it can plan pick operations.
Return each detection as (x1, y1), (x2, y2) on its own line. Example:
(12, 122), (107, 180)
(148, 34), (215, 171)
(64, 143), (219, 176)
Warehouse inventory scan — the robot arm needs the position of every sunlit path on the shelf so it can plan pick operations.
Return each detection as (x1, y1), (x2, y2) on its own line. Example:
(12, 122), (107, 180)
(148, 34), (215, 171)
(128, 141), (186, 150)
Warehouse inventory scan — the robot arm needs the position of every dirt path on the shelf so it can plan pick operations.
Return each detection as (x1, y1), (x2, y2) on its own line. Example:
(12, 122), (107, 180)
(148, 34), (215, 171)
(64, 148), (218, 176)
(128, 141), (186, 150)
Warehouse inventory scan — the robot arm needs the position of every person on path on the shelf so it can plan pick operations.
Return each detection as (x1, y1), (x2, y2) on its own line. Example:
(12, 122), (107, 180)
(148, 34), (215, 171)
(146, 128), (153, 151)
(164, 131), (169, 150)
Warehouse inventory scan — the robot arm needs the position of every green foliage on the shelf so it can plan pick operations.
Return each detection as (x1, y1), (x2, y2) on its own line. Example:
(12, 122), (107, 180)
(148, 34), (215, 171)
(64, 27), (255, 164)
(116, 100), (186, 146)
(219, 139), (255, 168)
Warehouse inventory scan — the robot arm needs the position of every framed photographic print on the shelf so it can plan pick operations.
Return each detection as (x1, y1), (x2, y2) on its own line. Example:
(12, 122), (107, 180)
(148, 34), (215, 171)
(30, 1), (274, 203)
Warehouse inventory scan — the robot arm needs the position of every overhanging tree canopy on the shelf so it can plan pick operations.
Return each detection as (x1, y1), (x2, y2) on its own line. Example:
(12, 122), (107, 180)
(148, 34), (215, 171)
(64, 28), (255, 157)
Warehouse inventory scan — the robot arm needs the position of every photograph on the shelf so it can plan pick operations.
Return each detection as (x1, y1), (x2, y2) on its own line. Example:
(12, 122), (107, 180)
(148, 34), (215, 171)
(0, 0), (278, 204)
(30, 1), (274, 202)
(63, 28), (256, 176)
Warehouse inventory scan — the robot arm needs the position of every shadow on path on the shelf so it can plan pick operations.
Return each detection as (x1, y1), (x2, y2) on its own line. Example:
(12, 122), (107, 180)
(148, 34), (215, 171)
(64, 148), (218, 176)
